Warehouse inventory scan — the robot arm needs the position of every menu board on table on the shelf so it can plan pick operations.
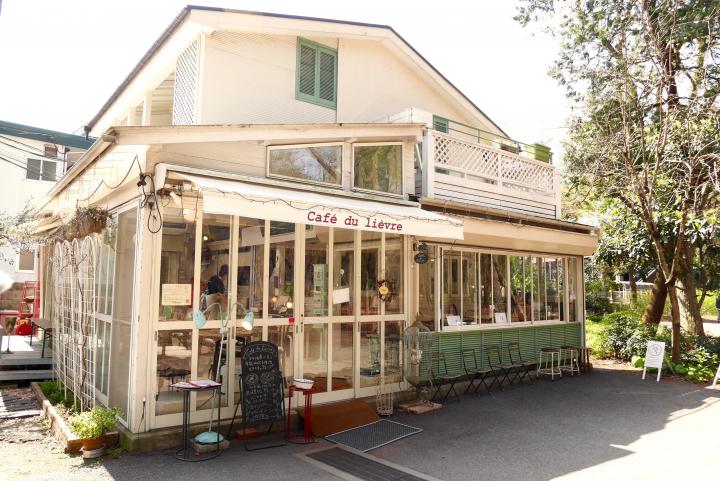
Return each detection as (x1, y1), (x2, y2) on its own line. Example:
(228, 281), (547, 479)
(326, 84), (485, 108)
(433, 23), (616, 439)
(239, 341), (283, 426)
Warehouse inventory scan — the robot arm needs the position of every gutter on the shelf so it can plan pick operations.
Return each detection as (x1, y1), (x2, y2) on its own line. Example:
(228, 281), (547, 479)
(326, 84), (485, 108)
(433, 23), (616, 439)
(421, 198), (600, 236)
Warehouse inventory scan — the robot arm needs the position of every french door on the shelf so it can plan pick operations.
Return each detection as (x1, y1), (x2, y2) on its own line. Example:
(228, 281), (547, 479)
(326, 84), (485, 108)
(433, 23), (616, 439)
(296, 227), (406, 404)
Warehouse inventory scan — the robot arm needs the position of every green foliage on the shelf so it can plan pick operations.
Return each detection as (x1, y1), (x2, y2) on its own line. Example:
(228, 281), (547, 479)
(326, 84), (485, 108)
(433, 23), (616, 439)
(597, 311), (658, 361)
(69, 407), (122, 440)
(631, 355), (645, 368)
(39, 380), (60, 396)
(681, 347), (719, 383)
(48, 391), (65, 405)
(106, 445), (128, 459)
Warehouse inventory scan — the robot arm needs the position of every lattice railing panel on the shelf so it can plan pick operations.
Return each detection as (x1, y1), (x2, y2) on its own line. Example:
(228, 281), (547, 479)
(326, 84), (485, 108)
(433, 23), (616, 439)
(433, 131), (499, 180)
(430, 131), (555, 196)
(173, 39), (199, 125)
(501, 155), (554, 194)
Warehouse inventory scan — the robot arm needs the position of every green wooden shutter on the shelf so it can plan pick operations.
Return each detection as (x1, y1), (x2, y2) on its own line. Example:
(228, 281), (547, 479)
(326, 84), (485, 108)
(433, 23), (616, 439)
(296, 37), (337, 109)
(297, 42), (317, 97)
(318, 49), (337, 104)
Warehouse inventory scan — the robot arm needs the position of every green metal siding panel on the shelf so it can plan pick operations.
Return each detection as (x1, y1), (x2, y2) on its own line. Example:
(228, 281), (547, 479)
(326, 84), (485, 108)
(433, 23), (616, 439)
(439, 333), (463, 374)
(428, 324), (585, 377)
(519, 328), (536, 362)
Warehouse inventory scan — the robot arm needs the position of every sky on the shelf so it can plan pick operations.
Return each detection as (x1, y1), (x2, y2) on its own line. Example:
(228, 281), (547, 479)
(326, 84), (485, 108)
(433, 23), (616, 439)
(0, 0), (571, 155)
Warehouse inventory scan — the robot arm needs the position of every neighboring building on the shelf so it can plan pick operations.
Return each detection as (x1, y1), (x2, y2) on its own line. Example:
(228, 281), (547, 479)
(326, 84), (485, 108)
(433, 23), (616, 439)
(36, 7), (598, 444)
(0, 120), (92, 308)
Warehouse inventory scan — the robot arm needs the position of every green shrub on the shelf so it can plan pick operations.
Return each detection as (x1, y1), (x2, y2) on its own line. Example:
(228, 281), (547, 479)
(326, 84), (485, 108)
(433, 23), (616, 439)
(597, 311), (657, 361)
(39, 380), (60, 396)
(631, 355), (645, 368)
(69, 407), (122, 439)
(48, 391), (64, 405)
(681, 346), (719, 383)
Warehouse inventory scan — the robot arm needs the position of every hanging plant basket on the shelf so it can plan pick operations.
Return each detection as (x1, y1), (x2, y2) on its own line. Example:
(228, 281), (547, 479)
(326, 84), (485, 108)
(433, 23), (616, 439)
(55, 207), (109, 242)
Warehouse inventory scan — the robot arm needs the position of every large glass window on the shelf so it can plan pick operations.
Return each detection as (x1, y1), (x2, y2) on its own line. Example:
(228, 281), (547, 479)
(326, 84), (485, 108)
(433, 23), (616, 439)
(200, 214), (231, 321)
(417, 245), (436, 330)
(480, 254), (493, 324)
(353, 144), (403, 196)
(158, 205), (197, 322)
(491, 255), (508, 323)
(332, 228), (354, 316)
(510, 256), (531, 323)
(304, 227), (329, 317)
(568, 257), (578, 322)
(361, 232), (381, 315)
(384, 234), (404, 315)
(545, 258), (562, 321)
(237, 217), (265, 319)
(461, 252), (478, 324)
(268, 144), (342, 186)
(108, 208), (137, 419)
(269, 222), (295, 318)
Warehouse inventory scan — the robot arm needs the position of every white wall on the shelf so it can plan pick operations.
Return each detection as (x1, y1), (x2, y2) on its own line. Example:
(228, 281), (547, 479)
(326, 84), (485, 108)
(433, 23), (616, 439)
(199, 31), (337, 125)
(197, 31), (490, 130)
(0, 135), (58, 282)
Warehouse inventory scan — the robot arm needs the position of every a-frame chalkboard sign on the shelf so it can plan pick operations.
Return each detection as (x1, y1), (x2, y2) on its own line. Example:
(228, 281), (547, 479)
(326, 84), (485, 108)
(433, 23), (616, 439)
(228, 341), (286, 450)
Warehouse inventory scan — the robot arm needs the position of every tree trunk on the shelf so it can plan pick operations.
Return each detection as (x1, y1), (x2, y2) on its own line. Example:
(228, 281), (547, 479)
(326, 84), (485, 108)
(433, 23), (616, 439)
(641, 270), (667, 324)
(676, 246), (704, 336)
(667, 286), (682, 363)
(627, 264), (638, 303)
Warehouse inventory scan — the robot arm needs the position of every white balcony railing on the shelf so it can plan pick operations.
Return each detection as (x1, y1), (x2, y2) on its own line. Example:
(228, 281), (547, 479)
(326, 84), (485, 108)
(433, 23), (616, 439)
(422, 130), (561, 219)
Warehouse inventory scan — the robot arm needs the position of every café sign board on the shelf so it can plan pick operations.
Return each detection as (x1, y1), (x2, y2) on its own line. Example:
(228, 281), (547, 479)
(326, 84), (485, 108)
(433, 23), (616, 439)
(642, 340), (665, 382)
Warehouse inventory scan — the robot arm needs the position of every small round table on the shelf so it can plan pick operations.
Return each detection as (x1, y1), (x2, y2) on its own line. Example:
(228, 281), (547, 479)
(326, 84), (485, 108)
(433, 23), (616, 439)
(285, 385), (315, 444)
(172, 382), (222, 462)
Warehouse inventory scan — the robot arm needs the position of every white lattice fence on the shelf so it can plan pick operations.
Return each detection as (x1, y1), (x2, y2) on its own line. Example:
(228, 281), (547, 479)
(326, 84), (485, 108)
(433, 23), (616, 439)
(50, 237), (97, 411)
(501, 156), (554, 194)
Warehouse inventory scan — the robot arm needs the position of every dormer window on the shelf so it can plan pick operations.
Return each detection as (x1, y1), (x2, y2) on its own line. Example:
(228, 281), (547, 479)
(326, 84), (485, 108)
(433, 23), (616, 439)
(295, 37), (337, 109)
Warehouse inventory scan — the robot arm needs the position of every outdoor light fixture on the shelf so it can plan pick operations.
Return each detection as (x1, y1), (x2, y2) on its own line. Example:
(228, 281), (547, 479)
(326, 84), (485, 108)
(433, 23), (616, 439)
(241, 311), (255, 330)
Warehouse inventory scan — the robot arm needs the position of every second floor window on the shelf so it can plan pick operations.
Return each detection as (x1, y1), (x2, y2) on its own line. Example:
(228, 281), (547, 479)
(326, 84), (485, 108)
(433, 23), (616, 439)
(353, 144), (403, 196)
(296, 37), (337, 109)
(26, 157), (57, 181)
(268, 143), (342, 186)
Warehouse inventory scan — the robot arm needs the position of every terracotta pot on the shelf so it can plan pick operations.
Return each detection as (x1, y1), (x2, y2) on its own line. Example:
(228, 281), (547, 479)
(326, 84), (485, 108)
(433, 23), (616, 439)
(81, 435), (105, 452)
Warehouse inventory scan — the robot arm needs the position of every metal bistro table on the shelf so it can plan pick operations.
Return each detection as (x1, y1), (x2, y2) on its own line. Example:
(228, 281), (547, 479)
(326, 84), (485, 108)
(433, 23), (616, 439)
(172, 381), (222, 461)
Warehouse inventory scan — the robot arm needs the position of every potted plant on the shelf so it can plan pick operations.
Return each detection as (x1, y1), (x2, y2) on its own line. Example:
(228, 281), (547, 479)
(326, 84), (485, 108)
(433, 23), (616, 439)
(69, 406), (122, 458)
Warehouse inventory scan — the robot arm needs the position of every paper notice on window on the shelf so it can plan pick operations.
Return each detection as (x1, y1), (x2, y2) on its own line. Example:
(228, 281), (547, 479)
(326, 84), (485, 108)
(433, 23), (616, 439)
(446, 315), (462, 326)
(494, 313), (508, 324)
(332, 287), (350, 304)
(162, 284), (192, 306)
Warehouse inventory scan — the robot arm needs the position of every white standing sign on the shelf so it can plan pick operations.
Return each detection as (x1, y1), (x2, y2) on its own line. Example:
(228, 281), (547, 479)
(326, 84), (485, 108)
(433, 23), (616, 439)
(642, 340), (665, 382)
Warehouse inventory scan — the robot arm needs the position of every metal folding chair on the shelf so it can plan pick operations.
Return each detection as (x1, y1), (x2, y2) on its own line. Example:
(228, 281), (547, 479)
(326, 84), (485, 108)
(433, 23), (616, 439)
(486, 345), (515, 390)
(507, 342), (535, 385)
(462, 348), (493, 395)
(430, 352), (462, 403)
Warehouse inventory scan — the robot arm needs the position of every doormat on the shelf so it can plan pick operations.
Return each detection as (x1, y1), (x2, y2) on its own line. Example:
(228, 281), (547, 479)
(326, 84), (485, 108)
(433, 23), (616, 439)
(325, 419), (422, 452)
(301, 446), (441, 481)
(298, 399), (379, 437)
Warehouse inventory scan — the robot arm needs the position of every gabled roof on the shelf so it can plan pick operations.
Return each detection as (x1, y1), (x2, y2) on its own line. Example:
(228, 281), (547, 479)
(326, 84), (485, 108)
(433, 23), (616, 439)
(86, 5), (510, 137)
(0, 120), (94, 150)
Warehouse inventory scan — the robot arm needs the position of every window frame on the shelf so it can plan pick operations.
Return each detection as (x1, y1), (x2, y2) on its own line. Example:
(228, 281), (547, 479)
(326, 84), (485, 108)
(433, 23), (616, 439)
(430, 245), (580, 332)
(16, 248), (36, 273)
(266, 142), (344, 188)
(295, 37), (338, 110)
(351, 142), (405, 198)
(25, 156), (57, 182)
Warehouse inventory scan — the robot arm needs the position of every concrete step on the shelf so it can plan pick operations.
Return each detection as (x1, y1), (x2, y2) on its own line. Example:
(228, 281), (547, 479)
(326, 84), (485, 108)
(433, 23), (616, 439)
(0, 369), (54, 382)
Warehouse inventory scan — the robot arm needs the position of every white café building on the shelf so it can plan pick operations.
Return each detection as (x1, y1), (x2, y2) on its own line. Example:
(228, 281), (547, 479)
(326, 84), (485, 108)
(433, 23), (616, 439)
(36, 7), (598, 444)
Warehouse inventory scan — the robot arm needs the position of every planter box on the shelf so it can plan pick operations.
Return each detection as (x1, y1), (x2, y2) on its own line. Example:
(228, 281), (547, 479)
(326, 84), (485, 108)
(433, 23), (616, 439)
(30, 382), (118, 454)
